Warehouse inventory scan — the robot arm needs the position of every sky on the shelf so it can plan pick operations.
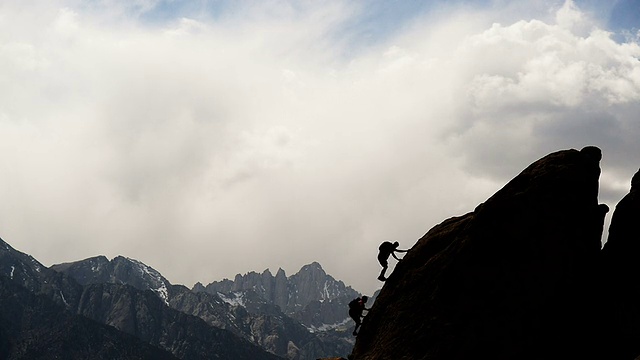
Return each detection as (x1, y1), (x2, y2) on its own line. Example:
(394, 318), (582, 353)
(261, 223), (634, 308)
(1, 0), (640, 296)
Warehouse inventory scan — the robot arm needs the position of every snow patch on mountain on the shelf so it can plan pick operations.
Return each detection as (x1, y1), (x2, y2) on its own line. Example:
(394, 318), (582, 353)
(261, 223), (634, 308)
(307, 317), (351, 333)
(218, 291), (246, 307)
(322, 280), (330, 300)
(126, 257), (170, 305)
(60, 291), (69, 306)
(154, 282), (170, 305)
(30, 258), (42, 272)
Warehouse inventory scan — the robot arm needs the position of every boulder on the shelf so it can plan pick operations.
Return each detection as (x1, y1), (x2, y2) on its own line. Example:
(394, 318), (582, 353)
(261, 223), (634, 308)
(351, 147), (609, 360)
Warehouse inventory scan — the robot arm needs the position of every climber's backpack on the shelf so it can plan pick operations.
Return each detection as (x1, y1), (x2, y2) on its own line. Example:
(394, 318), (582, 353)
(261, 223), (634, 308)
(379, 241), (393, 252)
(348, 298), (360, 310)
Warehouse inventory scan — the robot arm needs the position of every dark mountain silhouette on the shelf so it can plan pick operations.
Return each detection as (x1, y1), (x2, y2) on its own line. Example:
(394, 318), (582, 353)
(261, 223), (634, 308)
(0, 274), (178, 360)
(350, 146), (630, 360)
(52, 255), (358, 359)
(0, 238), (282, 360)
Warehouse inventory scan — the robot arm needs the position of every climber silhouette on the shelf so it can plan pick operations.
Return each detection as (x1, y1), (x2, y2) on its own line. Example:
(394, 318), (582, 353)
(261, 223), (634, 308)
(377, 241), (407, 281)
(348, 296), (369, 336)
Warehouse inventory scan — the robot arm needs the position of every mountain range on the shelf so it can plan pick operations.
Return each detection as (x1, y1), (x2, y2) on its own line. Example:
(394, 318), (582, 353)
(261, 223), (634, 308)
(0, 238), (368, 359)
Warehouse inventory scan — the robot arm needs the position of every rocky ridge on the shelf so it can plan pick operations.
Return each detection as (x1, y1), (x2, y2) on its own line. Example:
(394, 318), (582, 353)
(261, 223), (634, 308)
(0, 239), (282, 360)
(52, 255), (360, 359)
(196, 261), (361, 330)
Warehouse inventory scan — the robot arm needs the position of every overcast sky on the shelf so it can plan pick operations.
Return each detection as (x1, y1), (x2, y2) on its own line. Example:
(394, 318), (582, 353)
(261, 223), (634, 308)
(1, 0), (640, 295)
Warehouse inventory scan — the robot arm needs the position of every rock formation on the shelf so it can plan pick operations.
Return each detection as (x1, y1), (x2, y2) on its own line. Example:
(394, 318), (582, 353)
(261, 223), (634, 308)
(351, 147), (611, 360)
(600, 167), (640, 359)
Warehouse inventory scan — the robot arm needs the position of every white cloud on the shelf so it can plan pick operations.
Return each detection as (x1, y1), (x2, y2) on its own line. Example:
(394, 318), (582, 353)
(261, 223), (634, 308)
(555, 0), (591, 35)
(0, 0), (639, 295)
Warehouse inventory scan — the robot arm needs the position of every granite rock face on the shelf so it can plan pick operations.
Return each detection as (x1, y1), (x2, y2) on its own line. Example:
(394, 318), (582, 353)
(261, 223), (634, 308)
(351, 147), (611, 360)
(201, 261), (360, 328)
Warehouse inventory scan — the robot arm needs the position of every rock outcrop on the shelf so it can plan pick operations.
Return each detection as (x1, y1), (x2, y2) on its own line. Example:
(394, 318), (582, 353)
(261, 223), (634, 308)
(600, 167), (640, 359)
(351, 147), (611, 360)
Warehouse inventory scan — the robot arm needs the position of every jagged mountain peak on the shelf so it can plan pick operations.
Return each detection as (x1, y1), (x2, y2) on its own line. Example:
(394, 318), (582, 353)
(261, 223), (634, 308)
(298, 261), (325, 274)
(118, 256), (166, 279)
(192, 281), (206, 291)
(52, 255), (109, 272)
(199, 261), (361, 332)
(53, 255), (168, 281)
(51, 255), (172, 305)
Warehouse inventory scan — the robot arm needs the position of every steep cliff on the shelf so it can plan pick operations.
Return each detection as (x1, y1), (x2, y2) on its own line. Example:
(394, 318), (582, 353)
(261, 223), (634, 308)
(351, 146), (610, 360)
(600, 168), (640, 359)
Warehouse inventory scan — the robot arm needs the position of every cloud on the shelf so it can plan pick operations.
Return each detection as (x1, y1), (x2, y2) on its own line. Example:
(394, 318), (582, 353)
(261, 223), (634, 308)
(0, 0), (639, 294)
(440, 3), (640, 183)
